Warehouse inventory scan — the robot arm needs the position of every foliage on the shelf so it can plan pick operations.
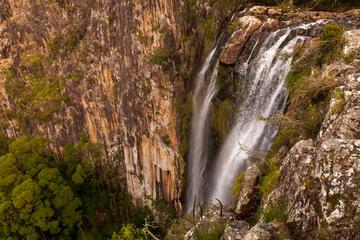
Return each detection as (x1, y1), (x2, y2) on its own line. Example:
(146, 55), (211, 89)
(200, 14), (218, 50)
(0, 135), (162, 240)
(211, 99), (235, 143)
(232, 172), (244, 200)
(330, 88), (346, 115)
(275, 24), (345, 153)
(0, 136), (82, 239)
(111, 224), (145, 240)
(263, 202), (288, 223)
(258, 158), (280, 199)
(319, 23), (346, 65)
(48, 25), (85, 61)
(149, 48), (179, 71)
(165, 215), (196, 240)
(4, 54), (67, 129)
(193, 220), (226, 240)
(174, 96), (192, 157)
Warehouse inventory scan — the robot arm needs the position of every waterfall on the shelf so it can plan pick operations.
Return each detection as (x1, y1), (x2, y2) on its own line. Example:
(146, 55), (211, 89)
(209, 21), (327, 203)
(185, 19), (328, 210)
(184, 44), (221, 212)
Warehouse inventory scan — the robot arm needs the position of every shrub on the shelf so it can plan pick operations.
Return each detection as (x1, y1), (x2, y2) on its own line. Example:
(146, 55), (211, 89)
(211, 99), (235, 143)
(111, 224), (145, 240)
(149, 48), (179, 71)
(258, 158), (280, 199)
(319, 23), (346, 65)
(174, 96), (192, 157)
(232, 172), (244, 200)
(165, 215), (196, 240)
(193, 220), (226, 240)
(330, 88), (346, 115)
(263, 202), (288, 223)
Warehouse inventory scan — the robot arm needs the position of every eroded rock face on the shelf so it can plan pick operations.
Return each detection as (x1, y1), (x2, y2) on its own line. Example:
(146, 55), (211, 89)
(235, 164), (262, 217)
(0, 0), (184, 209)
(242, 223), (272, 240)
(220, 16), (263, 65)
(266, 37), (360, 238)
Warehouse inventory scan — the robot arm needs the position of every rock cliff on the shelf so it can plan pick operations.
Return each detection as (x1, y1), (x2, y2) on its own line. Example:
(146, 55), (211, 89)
(265, 31), (360, 238)
(0, 0), (185, 209)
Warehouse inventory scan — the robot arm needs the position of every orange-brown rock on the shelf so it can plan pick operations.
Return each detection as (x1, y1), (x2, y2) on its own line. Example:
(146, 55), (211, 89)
(220, 17), (279, 65)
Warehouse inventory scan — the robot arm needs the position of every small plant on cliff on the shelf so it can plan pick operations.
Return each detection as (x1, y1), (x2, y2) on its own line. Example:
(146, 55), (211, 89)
(263, 202), (288, 223)
(319, 23), (346, 65)
(149, 48), (179, 71)
(211, 99), (235, 143)
(193, 220), (226, 240)
(258, 158), (280, 199)
(330, 88), (346, 115)
(232, 171), (245, 200)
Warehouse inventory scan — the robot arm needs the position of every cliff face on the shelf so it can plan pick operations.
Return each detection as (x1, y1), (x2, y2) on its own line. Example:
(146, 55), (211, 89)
(0, 0), (184, 209)
(266, 31), (360, 238)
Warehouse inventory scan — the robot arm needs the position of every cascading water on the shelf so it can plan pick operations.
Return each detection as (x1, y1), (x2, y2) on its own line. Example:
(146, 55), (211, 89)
(209, 21), (327, 203)
(184, 44), (221, 212)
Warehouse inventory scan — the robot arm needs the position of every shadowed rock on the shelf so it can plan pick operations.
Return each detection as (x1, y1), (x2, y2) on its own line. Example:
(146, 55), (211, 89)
(235, 164), (262, 217)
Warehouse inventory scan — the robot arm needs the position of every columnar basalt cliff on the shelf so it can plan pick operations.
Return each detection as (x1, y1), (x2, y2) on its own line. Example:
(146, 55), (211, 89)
(1, 0), (360, 239)
(0, 0), (185, 209)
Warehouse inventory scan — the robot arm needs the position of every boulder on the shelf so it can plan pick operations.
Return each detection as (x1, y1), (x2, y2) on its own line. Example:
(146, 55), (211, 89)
(242, 223), (272, 240)
(220, 16), (263, 65)
(235, 164), (262, 217)
(223, 220), (250, 240)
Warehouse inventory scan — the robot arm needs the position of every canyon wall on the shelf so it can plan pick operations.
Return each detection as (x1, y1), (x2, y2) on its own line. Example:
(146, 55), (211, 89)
(0, 0), (185, 209)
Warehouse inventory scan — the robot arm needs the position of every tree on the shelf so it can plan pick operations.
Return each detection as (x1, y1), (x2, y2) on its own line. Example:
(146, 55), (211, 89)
(0, 136), (82, 240)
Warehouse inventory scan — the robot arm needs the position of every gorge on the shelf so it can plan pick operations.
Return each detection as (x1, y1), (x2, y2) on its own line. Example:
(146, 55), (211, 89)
(0, 0), (359, 239)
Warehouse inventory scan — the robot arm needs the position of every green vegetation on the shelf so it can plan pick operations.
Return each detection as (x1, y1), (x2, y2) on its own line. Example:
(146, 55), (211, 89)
(0, 135), (166, 240)
(200, 15), (218, 51)
(344, 50), (357, 64)
(262, 202), (288, 223)
(149, 48), (179, 71)
(48, 26), (85, 61)
(165, 215), (196, 240)
(193, 220), (226, 240)
(211, 99), (235, 143)
(258, 158), (280, 199)
(331, 88), (346, 115)
(111, 224), (145, 240)
(232, 172), (245, 200)
(4, 54), (67, 129)
(0, 136), (81, 239)
(174, 96), (192, 157)
(319, 24), (346, 65)
(273, 24), (346, 153)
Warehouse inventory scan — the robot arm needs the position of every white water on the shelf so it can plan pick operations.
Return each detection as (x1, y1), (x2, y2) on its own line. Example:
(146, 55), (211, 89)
(209, 28), (309, 203)
(185, 45), (220, 212)
(185, 20), (328, 209)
